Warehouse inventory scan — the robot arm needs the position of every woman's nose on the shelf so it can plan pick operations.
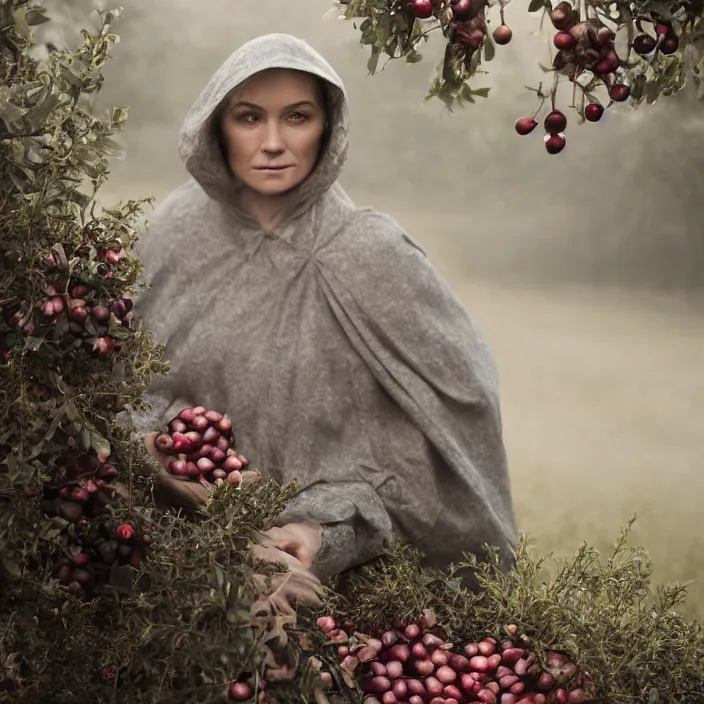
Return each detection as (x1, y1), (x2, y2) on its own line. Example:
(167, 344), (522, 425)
(261, 122), (285, 153)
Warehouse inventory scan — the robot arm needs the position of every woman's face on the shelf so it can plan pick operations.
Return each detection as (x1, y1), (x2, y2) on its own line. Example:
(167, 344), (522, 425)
(220, 68), (327, 197)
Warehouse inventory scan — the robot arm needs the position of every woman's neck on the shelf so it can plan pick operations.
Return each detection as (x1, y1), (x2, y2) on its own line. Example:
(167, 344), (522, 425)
(237, 188), (286, 230)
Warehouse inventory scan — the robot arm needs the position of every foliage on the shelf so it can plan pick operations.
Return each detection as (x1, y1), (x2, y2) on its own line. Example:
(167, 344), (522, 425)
(1, 3), (703, 704)
(331, 0), (704, 125)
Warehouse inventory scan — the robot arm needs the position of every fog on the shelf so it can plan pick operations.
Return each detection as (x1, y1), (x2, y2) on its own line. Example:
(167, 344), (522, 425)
(45, 0), (704, 613)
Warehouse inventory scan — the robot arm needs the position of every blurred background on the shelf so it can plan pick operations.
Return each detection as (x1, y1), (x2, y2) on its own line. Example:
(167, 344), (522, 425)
(43, 0), (704, 612)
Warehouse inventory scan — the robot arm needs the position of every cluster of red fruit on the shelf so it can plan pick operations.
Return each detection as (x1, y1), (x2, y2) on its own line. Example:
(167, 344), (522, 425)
(55, 519), (151, 600)
(156, 405), (249, 487)
(513, 3), (682, 154)
(632, 22), (679, 57)
(34, 450), (148, 599)
(315, 615), (592, 704)
(412, 0), (513, 55)
(0, 248), (132, 360)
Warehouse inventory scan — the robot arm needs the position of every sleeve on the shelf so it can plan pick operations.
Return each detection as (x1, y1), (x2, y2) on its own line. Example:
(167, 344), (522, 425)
(306, 209), (516, 577)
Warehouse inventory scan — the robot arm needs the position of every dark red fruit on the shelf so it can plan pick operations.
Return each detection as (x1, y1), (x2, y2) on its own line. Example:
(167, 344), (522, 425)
(550, 2), (578, 31)
(493, 25), (512, 45)
(655, 23), (670, 37)
(544, 110), (567, 134)
(92, 336), (114, 357)
(229, 681), (252, 701)
(91, 305), (110, 323)
(609, 83), (630, 101)
(545, 134), (566, 154)
(553, 31), (575, 50)
(660, 36), (679, 54)
(633, 34), (657, 55)
(69, 306), (88, 324)
(514, 117), (538, 135)
(450, 0), (472, 21)
(595, 51), (620, 73)
(584, 103), (604, 122)
(594, 27), (615, 46)
(412, 0), (433, 19)
(71, 285), (89, 297)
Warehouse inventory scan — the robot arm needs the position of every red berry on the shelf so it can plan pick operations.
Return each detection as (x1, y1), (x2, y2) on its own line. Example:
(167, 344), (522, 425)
(594, 27), (615, 46)
(514, 117), (538, 135)
(116, 523), (135, 541)
(450, 0), (472, 21)
(553, 31), (575, 50)
(545, 134), (566, 154)
(550, 3), (578, 31)
(584, 103), (604, 122)
(609, 83), (630, 102)
(660, 36), (679, 54)
(544, 110), (567, 134)
(412, 0), (433, 19)
(492, 25), (512, 45)
(229, 681), (252, 701)
(92, 336), (114, 357)
(102, 666), (116, 680)
(633, 34), (657, 55)
(655, 23), (670, 37)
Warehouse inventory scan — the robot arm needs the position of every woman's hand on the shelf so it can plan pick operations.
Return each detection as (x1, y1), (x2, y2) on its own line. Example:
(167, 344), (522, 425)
(144, 432), (260, 512)
(256, 523), (323, 571)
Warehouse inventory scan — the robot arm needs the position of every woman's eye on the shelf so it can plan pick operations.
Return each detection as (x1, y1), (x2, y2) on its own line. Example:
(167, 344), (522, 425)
(236, 113), (259, 125)
(288, 112), (308, 124)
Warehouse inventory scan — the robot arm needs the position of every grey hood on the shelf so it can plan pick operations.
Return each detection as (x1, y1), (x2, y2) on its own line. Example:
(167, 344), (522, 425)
(176, 33), (350, 229)
(134, 33), (517, 583)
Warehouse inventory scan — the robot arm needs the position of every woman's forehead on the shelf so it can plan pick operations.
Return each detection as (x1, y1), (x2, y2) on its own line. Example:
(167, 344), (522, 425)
(230, 69), (322, 109)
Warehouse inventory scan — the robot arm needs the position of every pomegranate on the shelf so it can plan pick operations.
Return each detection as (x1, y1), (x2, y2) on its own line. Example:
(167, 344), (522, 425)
(514, 117), (537, 135)
(492, 25), (512, 45)
(544, 110), (567, 134)
(584, 103), (604, 122)
(545, 133), (566, 154)
(609, 83), (630, 101)
(412, 0), (433, 19)
(450, 0), (472, 21)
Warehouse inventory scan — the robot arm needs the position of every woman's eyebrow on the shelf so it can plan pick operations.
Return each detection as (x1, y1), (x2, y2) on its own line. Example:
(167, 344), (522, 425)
(230, 100), (318, 111)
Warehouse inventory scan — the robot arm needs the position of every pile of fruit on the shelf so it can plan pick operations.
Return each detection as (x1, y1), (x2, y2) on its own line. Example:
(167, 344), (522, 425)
(313, 616), (592, 704)
(155, 405), (249, 487)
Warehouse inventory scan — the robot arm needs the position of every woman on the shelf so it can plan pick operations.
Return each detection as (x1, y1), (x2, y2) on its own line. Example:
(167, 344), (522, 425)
(132, 33), (516, 596)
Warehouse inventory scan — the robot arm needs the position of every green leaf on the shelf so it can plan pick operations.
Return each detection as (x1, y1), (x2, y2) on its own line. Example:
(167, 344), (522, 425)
(469, 87), (491, 98)
(25, 9), (51, 26)
(528, 0), (547, 11)
(1, 557), (22, 580)
(483, 37), (495, 62)
(367, 49), (381, 74)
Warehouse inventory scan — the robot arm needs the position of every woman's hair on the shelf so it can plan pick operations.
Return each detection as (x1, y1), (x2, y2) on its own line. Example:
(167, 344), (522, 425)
(212, 72), (332, 176)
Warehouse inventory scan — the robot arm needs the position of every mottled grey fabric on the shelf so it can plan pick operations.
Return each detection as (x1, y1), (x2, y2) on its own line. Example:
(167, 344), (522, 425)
(130, 33), (517, 581)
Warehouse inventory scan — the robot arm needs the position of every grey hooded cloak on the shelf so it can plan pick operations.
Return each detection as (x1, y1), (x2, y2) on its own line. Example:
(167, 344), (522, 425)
(132, 33), (517, 581)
